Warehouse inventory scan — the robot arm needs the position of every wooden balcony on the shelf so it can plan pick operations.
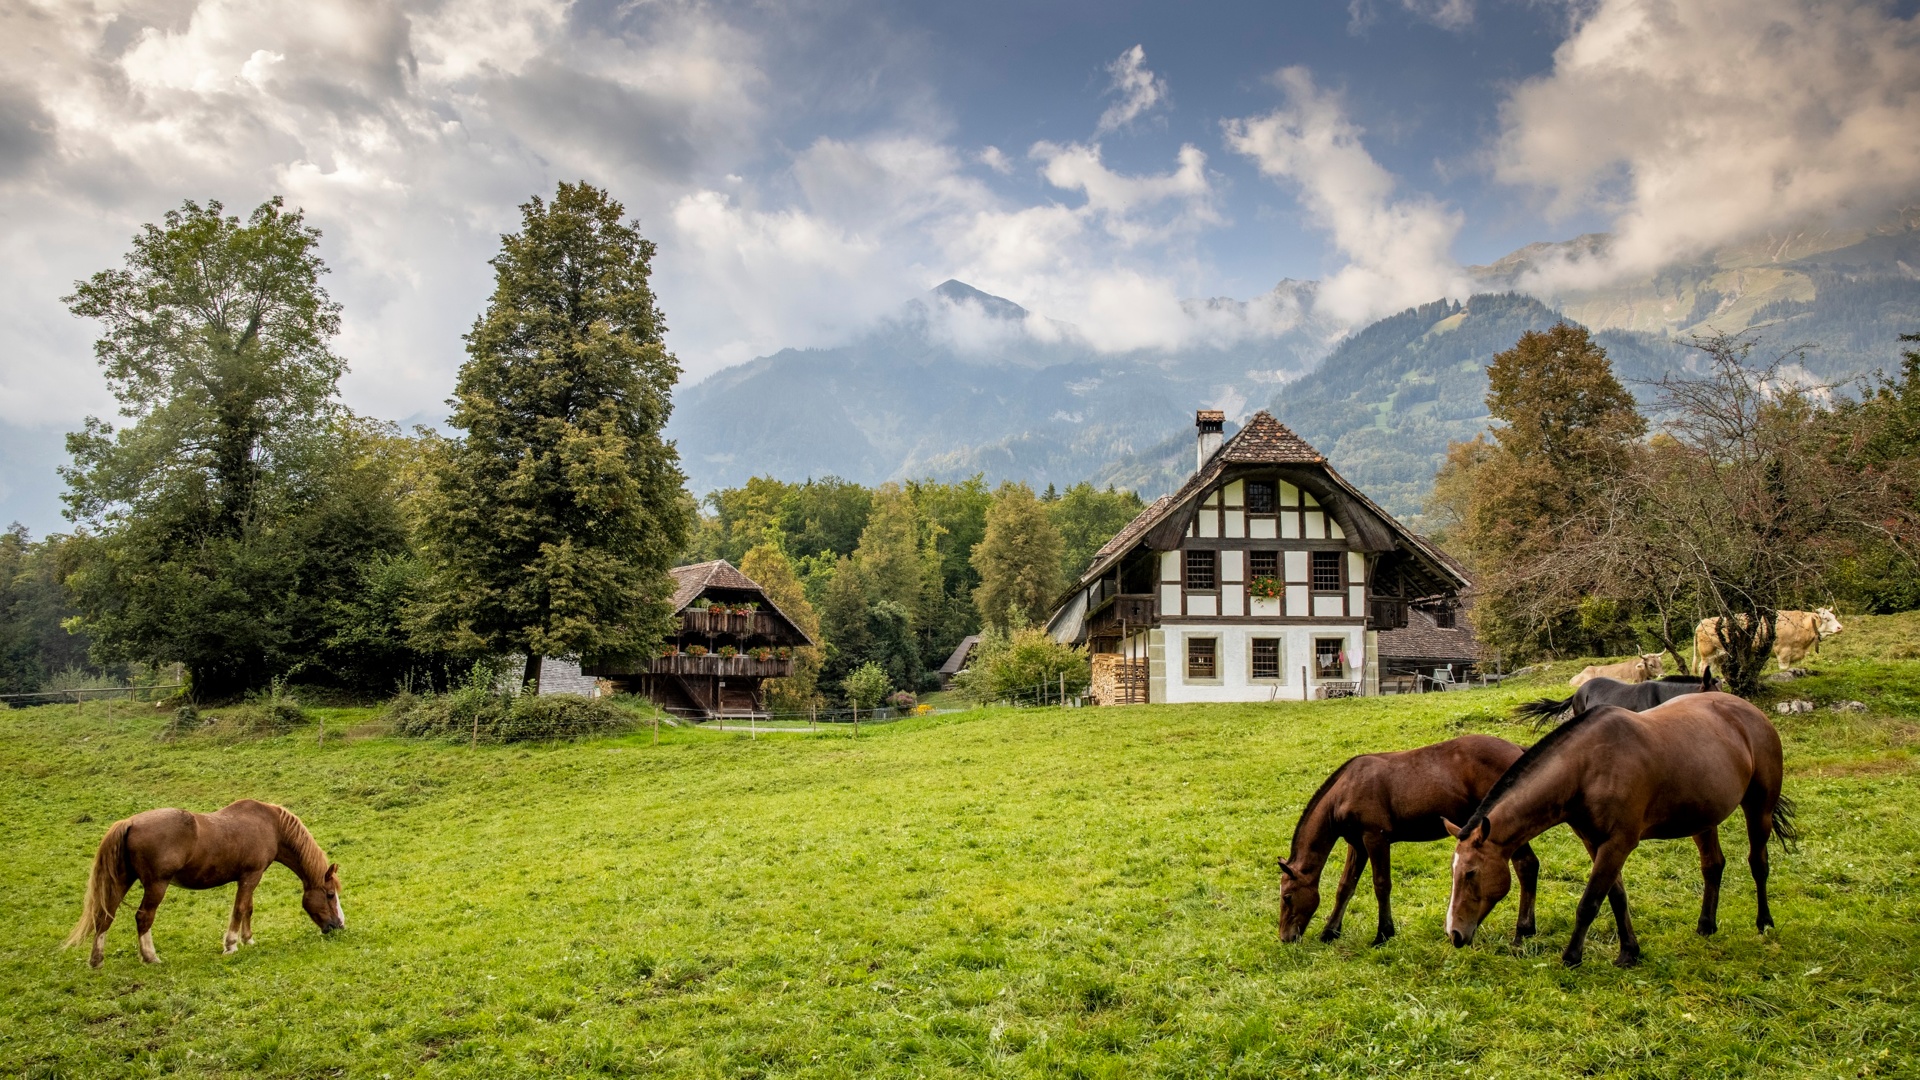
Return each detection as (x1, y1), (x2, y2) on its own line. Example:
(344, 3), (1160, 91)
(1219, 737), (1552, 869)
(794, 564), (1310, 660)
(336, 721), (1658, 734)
(1086, 593), (1156, 637)
(679, 609), (782, 638)
(1366, 597), (1409, 630)
(649, 653), (793, 678)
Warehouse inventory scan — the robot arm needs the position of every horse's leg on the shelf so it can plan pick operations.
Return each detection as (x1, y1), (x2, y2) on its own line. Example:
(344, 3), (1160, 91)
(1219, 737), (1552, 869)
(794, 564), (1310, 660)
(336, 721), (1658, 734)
(1605, 876), (1640, 967)
(1694, 828), (1726, 936)
(1319, 840), (1367, 942)
(1744, 797), (1777, 932)
(1562, 839), (1634, 967)
(238, 872), (261, 946)
(134, 880), (169, 964)
(90, 874), (134, 969)
(225, 874), (262, 954)
(1364, 835), (1395, 946)
(1512, 842), (1541, 943)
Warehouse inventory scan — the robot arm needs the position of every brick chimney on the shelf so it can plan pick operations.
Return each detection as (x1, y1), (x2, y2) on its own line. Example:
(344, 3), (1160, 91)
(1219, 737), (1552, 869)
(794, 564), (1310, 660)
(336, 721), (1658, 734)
(1196, 410), (1225, 470)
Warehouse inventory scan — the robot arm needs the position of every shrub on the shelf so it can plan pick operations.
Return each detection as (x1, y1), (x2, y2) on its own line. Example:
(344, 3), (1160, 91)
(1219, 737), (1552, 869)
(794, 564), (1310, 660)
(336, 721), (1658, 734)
(887, 690), (917, 714)
(843, 662), (893, 711)
(385, 663), (632, 742)
(952, 628), (1090, 704)
(226, 678), (310, 734)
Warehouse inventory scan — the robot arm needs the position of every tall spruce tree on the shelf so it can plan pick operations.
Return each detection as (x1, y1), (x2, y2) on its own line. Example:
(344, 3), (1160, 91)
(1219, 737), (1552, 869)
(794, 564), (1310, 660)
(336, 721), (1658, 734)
(418, 183), (689, 690)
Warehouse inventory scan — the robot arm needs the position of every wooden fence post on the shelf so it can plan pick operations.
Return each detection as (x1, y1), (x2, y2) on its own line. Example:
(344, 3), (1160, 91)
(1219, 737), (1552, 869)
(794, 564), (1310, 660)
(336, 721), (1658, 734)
(1302, 666), (1309, 701)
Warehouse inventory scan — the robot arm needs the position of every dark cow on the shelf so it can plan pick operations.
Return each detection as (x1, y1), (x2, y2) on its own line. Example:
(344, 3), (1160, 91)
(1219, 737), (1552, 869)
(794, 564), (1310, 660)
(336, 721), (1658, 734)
(1513, 670), (1717, 726)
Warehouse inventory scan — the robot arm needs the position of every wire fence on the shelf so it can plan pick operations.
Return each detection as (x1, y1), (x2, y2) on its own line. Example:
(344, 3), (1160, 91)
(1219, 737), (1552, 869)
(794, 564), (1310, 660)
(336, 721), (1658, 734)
(0, 683), (184, 709)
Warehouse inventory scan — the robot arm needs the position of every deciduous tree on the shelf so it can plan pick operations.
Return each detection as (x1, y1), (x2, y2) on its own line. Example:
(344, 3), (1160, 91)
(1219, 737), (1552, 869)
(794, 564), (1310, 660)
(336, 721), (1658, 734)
(417, 183), (689, 690)
(971, 483), (1065, 632)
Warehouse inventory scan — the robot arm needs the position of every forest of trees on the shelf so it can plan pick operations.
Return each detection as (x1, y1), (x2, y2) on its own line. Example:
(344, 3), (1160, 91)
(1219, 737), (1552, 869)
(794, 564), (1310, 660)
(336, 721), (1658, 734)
(0, 187), (1144, 707)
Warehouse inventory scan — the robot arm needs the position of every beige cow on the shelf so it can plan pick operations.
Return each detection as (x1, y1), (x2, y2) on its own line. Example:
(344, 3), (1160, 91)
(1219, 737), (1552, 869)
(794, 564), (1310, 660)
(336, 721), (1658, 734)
(1568, 653), (1664, 687)
(1694, 608), (1844, 673)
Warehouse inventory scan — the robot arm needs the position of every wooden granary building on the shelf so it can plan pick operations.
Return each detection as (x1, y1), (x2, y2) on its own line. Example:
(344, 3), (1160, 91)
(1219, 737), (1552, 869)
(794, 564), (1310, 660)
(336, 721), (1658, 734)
(1047, 410), (1472, 703)
(585, 559), (813, 720)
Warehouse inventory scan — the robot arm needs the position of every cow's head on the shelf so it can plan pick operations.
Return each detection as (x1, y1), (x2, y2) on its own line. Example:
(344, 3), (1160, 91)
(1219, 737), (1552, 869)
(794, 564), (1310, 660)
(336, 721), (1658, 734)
(1814, 608), (1843, 637)
(1639, 653), (1665, 677)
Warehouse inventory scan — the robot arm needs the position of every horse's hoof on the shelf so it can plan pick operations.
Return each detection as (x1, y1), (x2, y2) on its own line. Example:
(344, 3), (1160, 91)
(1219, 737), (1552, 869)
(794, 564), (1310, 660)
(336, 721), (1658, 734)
(1613, 951), (1641, 968)
(1516, 922), (1538, 940)
(1697, 920), (1718, 937)
(1561, 950), (1583, 967)
(1370, 933), (1393, 948)
(223, 944), (237, 955)
(1318, 928), (1341, 943)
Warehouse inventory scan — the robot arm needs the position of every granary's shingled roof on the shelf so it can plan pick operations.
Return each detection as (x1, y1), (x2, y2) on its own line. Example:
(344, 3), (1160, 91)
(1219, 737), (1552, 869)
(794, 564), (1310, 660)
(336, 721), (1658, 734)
(1377, 606), (1487, 664)
(667, 559), (817, 647)
(669, 560), (762, 611)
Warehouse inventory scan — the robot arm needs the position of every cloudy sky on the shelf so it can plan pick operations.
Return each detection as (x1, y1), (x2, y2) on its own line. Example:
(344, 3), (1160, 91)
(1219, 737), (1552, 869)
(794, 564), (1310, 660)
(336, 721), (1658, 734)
(3, 0), (1919, 532)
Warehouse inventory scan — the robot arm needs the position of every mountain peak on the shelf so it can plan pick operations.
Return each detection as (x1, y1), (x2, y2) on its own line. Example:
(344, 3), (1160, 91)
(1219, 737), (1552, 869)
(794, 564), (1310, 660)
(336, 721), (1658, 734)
(928, 279), (1029, 321)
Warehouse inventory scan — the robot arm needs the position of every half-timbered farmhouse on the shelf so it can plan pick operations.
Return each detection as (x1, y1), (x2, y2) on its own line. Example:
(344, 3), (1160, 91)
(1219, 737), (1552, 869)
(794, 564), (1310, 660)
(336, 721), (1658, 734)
(1048, 410), (1472, 703)
(583, 559), (814, 720)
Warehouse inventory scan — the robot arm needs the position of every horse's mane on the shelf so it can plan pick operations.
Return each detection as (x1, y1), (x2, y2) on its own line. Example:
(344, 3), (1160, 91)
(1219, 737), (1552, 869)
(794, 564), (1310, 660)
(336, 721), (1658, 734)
(266, 803), (330, 881)
(1290, 757), (1358, 856)
(1462, 706), (1614, 833)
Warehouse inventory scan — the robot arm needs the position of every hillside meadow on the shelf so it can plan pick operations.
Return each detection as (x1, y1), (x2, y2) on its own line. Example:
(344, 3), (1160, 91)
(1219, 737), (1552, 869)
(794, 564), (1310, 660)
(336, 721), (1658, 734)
(2, 619), (1918, 1078)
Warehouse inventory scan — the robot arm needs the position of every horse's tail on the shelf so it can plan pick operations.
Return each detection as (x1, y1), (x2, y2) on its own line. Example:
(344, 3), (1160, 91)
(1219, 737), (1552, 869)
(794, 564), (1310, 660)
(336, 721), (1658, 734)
(63, 819), (131, 948)
(1771, 791), (1800, 854)
(1512, 694), (1574, 726)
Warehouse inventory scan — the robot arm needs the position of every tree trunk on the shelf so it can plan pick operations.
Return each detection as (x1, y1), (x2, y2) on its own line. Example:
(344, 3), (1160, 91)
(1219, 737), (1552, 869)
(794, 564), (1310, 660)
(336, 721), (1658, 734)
(524, 654), (543, 695)
(1716, 608), (1776, 697)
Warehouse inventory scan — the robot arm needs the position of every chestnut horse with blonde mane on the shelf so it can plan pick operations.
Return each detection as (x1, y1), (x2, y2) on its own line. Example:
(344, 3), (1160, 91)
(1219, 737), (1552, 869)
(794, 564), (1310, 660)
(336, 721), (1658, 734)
(1444, 692), (1797, 967)
(1278, 734), (1541, 947)
(65, 799), (345, 967)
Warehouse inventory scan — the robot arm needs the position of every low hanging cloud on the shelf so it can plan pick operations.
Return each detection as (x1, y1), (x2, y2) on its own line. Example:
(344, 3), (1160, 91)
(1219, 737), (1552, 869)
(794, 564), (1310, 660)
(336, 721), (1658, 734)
(1096, 44), (1167, 133)
(1225, 67), (1468, 324)
(1495, 0), (1920, 290)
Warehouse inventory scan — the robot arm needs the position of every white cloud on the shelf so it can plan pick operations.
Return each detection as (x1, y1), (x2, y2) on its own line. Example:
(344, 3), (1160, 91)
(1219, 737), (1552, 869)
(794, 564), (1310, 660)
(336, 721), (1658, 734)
(1495, 0), (1920, 290)
(1225, 67), (1467, 324)
(1095, 44), (1166, 133)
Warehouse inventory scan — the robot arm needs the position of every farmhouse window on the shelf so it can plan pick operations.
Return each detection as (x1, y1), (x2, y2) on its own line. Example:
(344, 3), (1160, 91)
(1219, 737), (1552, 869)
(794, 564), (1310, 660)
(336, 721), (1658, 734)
(1186, 550), (1217, 591)
(1249, 550), (1278, 579)
(1311, 551), (1342, 592)
(1433, 607), (1456, 629)
(1187, 637), (1218, 680)
(1246, 481), (1275, 514)
(1251, 638), (1282, 680)
(1315, 638), (1346, 678)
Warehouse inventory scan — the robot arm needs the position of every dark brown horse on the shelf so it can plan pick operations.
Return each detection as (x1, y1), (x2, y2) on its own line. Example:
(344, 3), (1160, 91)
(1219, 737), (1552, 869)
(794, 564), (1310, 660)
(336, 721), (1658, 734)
(65, 800), (345, 967)
(1278, 735), (1541, 946)
(1445, 692), (1797, 967)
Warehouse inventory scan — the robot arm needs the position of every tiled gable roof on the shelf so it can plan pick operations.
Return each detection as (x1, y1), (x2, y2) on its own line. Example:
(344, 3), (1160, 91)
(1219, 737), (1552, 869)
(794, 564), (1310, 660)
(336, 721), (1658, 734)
(668, 559), (762, 611)
(1092, 494), (1173, 562)
(1219, 411), (1324, 464)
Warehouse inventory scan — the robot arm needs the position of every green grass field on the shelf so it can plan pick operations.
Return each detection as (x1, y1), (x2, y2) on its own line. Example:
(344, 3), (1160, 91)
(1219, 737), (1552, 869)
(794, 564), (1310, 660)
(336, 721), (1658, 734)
(3, 622), (1918, 1078)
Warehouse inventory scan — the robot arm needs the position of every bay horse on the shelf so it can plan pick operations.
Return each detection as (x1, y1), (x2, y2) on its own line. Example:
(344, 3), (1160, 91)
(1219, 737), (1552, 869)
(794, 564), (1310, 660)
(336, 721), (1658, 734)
(1444, 692), (1797, 967)
(1513, 669), (1717, 727)
(65, 799), (345, 968)
(1278, 734), (1541, 947)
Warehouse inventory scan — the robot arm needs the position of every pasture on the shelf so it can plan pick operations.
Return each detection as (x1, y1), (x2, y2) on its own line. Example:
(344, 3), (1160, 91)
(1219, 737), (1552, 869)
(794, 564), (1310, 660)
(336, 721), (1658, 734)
(3, 630), (1918, 1077)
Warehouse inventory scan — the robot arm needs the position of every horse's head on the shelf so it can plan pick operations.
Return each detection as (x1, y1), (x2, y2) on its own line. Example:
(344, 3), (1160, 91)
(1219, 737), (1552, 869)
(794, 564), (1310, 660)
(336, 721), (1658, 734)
(302, 862), (346, 933)
(1275, 857), (1319, 942)
(1815, 607), (1843, 637)
(1443, 818), (1510, 947)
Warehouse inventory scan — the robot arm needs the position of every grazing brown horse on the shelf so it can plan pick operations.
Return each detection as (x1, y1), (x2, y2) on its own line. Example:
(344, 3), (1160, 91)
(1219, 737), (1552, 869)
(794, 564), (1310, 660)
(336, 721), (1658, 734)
(1444, 692), (1797, 967)
(1278, 735), (1541, 947)
(65, 800), (345, 968)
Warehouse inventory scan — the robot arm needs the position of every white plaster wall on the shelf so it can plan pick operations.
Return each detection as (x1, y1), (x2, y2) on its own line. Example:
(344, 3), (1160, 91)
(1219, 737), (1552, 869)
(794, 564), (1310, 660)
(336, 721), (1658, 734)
(1158, 624), (1367, 703)
(536, 656), (602, 696)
